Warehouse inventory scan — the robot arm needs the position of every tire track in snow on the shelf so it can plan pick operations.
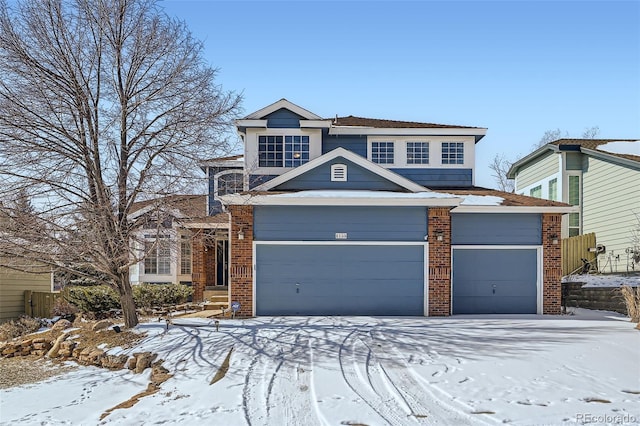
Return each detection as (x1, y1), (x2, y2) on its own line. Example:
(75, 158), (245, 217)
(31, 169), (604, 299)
(370, 329), (499, 426)
(338, 329), (414, 425)
(265, 333), (317, 425)
(241, 324), (295, 426)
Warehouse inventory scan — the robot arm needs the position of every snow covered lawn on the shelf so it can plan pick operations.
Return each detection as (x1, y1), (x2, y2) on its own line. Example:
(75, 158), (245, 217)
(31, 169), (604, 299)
(1, 309), (639, 425)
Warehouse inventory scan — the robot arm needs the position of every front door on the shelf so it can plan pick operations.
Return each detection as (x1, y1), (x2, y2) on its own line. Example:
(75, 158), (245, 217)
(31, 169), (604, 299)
(216, 239), (228, 286)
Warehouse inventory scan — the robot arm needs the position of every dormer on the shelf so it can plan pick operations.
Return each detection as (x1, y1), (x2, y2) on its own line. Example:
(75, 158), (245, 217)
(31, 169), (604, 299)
(236, 99), (332, 178)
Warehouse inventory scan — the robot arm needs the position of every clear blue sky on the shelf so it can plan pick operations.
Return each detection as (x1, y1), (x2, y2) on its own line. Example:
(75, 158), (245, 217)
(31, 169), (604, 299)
(163, 0), (640, 189)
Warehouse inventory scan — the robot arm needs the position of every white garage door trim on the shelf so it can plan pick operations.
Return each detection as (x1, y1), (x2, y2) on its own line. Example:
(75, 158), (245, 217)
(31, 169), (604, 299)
(451, 245), (543, 315)
(253, 241), (429, 316)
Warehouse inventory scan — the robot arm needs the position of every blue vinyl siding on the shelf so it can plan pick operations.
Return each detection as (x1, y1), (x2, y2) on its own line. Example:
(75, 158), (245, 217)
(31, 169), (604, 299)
(274, 157), (406, 191)
(451, 213), (542, 245)
(254, 206), (427, 241)
(264, 108), (304, 128)
(391, 168), (472, 187)
(249, 174), (280, 189)
(256, 244), (424, 315)
(322, 133), (368, 157)
(453, 249), (538, 314)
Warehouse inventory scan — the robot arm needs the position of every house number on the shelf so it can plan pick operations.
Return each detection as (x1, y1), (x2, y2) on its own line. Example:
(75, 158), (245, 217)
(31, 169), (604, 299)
(335, 232), (348, 240)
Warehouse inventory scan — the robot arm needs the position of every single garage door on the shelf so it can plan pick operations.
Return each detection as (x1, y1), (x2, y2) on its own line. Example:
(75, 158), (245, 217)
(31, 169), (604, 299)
(453, 248), (538, 314)
(256, 244), (425, 316)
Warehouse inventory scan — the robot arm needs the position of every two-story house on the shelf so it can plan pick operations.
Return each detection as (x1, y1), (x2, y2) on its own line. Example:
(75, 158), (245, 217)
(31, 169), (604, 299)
(218, 99), (574, 317)
(508, 139), (640, 273)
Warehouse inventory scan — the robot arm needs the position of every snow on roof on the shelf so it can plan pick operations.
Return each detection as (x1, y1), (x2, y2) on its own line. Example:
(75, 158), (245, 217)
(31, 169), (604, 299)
(270, 190), (504, 205)
(597, 140), (640, 156)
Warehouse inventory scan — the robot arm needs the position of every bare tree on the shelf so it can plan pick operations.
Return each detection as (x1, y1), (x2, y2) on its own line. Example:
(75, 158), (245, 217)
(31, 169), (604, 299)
(489, 154), (515, 192)
(0, 0), (241, 327)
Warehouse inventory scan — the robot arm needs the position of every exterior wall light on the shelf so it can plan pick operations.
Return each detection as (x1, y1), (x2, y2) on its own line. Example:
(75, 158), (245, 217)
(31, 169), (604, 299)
(435, 231), (444, 241)
(549, 234), (559, 245)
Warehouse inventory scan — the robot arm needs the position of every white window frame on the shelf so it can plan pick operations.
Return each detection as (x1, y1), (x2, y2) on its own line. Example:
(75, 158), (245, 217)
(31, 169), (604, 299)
(143, 235), (171, 276)
(441, 142), (465, 165)
(367, 136), (475, 169)
(180, 236), (192, 275)
(406, 141), (430, 165)
(214, 170), (246, 197)
(245, 128), (322, 176)
(566, 172), (582, 237)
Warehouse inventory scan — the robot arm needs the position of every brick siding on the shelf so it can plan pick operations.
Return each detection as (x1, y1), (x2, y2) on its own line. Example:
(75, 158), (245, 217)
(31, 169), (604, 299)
(542, 213), (562, 314)
(228, 205), (254, 317)
(428, 207), (452, 316)
(191, 230), (205, 302)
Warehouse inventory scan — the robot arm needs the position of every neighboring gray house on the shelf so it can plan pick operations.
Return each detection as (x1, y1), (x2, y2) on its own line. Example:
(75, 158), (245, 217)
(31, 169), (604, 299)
(508, 139), (640, 272)
(219, 99), (574, 317)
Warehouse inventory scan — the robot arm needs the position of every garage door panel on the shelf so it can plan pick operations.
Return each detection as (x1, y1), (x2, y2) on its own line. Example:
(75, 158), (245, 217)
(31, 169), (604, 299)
(256, 244), (424, 316)
(453, 249), (538, 314)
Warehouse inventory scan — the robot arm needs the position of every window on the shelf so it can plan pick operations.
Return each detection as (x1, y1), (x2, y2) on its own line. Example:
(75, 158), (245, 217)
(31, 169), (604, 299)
(442, 142), (464, 164)
(371, 142), (394, 164)
(258, 135), (309, 167)
(568, 175), (581, 236)
(284, 136), (309, 167)
(406, 142), (429, 164)
(180, 237), (191, 275)
(548, 178), (557, 201)
(331, 164), (347, 182)
(530, 185), (542, 198)
(144, 236), (170, 275)
(217, 172), (244, 196)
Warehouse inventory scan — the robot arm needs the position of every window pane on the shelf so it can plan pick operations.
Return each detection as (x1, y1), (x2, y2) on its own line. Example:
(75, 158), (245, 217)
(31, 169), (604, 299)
(372, 142), (394, 164)
(548, 178), (557, 201)
(442, 142), (464, 164)
(568, 175), (580, 205)
(569, 227), (580, 237)
(180, 240), (191, 275)
(284, 135), (309, 167)
(144, 242), (157, 274)
(530, 185), (542, 198)
(258, 135), (283, 167)
(569, 212), (580, 227)
(218, 173), (244, 195)
(407, 142), (429, 164)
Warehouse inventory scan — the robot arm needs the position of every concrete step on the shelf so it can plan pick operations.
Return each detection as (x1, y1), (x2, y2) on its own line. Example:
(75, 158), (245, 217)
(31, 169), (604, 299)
(204, 301), (228, 311)
(209, 295), (228, 303)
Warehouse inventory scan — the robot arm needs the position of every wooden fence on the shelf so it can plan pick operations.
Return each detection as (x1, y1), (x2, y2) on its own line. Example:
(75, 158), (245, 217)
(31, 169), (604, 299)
(24, 290), (60, 318)
(561, 232), (597, 276)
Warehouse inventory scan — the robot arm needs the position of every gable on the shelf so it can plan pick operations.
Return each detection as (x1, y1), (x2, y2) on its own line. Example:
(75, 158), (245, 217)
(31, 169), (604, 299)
(263, 108), (305, 128)
(273, 156), (408, 191)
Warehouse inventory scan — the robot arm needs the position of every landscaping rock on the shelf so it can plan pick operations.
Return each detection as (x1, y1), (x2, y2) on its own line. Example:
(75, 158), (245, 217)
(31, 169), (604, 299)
(150, 360), (172, 385)
(134, 352), (157, 374)
(92, 320), (114, 332)
(101, 354), (129, 370)
(51, 319), (72, 333)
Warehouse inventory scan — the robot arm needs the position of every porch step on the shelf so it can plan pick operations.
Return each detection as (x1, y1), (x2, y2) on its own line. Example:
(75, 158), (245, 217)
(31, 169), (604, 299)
(209, 295), (228, 304)
(204, 301), (228, 311)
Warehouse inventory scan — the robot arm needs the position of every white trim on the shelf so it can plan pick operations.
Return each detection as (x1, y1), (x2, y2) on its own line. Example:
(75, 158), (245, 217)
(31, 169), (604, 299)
(220, 193), (462, 207)
(244, 99), (323, 120)
(329, 126), (487, 139)
(450, 245), (543, 315)
(299, 120), (332, 128)
(451, 205), (577, 214)
(253, 240), (429, 317)
(330, 163), (347, 182)
(251, 147), (429, 192)
(235, 119), (268, 127)
(213, 169), (246, 197)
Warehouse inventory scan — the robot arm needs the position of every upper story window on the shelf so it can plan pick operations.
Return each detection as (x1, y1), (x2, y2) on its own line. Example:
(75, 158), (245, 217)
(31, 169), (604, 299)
(568, 174), (581, 237)
(442, 142), (464, 164)
(406, 142), (429, 164)
(371, 141), (394, 164)
(217, 172), (244, 196)
(180, 236), (191, 275)
(548, 178), (558, 201)
(530, 185), (542, 198)
(258, 135), (309, 167)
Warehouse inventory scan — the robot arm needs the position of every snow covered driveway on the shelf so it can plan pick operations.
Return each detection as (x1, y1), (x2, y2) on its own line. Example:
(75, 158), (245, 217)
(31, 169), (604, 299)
(1, 310), (639, 425)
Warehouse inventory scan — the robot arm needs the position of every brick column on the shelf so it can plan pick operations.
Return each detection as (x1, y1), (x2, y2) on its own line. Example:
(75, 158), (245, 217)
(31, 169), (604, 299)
(191, 230), (206, 303)
(228, 205), (254, 317)
(542, 213), (562, 314)
(428, 208), (452, 316)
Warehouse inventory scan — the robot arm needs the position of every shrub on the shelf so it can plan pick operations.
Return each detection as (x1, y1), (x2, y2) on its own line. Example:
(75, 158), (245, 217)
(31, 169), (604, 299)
(62, 285), (120, 315)
(0, 316), (44, 341)
(51, 297), (79, 321)
(620, 286), (640, 323)
(133, 283), (193, 308)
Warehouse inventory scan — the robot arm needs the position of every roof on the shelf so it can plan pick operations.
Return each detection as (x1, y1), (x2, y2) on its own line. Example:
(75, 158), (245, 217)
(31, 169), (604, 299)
(331, 115), (483, 129)
(508, 138), (640, 178)
(201, 154), (243, 162)
(446, 188), (571, 207)
(550, 139), (640, 163)
(130, 195), (207, 219)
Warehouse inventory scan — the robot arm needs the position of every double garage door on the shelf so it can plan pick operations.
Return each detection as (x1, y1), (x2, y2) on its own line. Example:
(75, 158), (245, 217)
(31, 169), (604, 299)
(255, 244), (540, 316)
(255, 244), (425, 316)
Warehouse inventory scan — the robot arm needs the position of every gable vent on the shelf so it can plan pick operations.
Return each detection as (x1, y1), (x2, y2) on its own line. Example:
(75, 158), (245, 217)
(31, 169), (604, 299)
(331, 164), (347, 182)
